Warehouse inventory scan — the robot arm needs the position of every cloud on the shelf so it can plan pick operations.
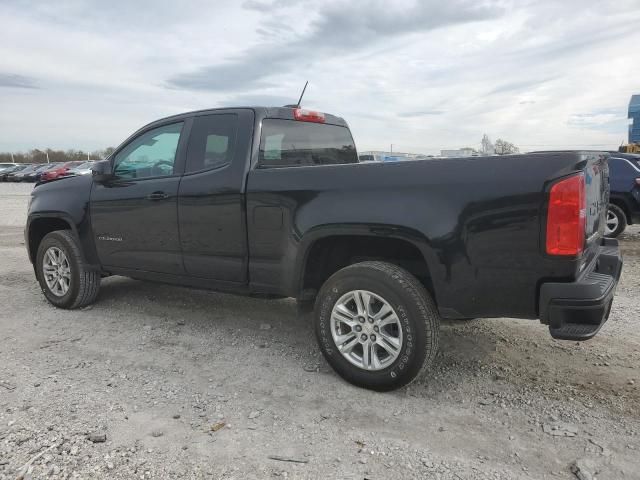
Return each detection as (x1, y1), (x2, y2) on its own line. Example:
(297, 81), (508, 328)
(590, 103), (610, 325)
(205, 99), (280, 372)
(224, 93), (297, 107)
(0, 73), (38, 89)
(398, 110), (444, 117)
(567, 109), (628, 133)
(0, 0), (639, 153)
(169, 0), (503, 91)
(488, 77), (556, 95)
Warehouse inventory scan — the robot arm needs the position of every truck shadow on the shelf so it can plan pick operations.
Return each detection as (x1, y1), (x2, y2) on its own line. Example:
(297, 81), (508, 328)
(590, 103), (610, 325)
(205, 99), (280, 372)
(94, 276), (639, 416)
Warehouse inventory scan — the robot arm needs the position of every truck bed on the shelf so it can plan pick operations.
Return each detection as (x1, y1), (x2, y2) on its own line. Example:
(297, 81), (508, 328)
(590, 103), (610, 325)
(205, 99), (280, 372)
(246, 151), (609, 319)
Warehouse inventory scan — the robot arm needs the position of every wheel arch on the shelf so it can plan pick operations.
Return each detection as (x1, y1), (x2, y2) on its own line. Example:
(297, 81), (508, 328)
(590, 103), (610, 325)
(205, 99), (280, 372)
(293, 224), (440, 305)
(27, 213), (81, 265)
(609, 196), (632, 225)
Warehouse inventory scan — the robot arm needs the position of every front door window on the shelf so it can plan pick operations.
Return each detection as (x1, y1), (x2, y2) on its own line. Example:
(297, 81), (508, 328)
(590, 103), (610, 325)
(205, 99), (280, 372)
(114, 122), (183, 179)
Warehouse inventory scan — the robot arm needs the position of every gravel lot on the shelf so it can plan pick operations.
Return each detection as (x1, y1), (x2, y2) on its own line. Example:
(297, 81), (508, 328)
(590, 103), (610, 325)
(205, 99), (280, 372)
(1, 182), (639, 479)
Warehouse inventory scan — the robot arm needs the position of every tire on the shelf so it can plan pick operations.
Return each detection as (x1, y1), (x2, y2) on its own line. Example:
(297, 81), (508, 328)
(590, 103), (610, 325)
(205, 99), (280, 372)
(35, 230), (100, 309)
(314, 261), (440, 391)
(605, 204), (626, 238)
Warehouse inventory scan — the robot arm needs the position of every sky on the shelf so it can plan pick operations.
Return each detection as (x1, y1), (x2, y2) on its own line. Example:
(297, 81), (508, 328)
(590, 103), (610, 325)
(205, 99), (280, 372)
(1, 0), (639, 155)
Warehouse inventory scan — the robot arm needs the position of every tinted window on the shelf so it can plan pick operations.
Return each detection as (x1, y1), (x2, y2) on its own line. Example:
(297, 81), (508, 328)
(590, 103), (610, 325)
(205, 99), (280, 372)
(114, 122), (183, 179)
(610, 158), (638, 175)
(609, 157), (640, 192)
(186, 114), (238, 173)
(259, 119), (358, 168)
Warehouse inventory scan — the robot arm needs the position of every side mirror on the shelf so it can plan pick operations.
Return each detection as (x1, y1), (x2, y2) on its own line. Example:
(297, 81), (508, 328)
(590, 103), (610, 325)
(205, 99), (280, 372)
(91, 160), (113, 182)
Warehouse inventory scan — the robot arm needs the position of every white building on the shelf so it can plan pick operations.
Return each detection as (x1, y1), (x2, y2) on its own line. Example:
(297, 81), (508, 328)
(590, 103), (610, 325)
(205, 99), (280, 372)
(440, 148), (477, 158)
(359, 150), (429, 162)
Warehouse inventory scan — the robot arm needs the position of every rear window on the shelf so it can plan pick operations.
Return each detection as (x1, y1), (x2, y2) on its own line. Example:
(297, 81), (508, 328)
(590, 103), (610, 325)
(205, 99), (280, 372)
(258, 119), (358, 168)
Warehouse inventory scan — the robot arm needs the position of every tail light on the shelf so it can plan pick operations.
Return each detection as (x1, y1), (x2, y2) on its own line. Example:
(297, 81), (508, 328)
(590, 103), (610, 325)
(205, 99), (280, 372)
(293, 108), (325, 123)
(635, 177), (640, 186)
(546, 173), (586, 256)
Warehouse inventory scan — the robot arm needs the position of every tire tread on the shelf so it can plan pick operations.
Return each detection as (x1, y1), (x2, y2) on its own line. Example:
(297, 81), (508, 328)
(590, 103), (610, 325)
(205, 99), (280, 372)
(345, 261), (440, 384)
(606, 204), (627, 238)
(37, 230), (100, 309)
(315, 260), (440, 390)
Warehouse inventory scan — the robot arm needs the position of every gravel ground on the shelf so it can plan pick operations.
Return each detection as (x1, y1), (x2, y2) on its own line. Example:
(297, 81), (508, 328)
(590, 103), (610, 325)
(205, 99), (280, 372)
(0, 182), (639, 479)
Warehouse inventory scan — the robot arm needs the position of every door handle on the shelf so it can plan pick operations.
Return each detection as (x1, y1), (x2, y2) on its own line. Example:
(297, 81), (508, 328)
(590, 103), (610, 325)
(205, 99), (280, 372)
(146, 191), (169, 201)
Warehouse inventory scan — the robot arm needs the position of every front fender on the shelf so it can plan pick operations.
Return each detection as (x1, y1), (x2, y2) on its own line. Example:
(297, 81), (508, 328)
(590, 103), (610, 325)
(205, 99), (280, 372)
(26, 175), (100, 266)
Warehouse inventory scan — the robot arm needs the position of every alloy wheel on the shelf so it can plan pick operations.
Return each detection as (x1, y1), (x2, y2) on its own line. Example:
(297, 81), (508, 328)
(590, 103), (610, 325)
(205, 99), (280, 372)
(42, 246), (71, 296)
(330, 290), (403, 371)
(605, 209), (619, 236)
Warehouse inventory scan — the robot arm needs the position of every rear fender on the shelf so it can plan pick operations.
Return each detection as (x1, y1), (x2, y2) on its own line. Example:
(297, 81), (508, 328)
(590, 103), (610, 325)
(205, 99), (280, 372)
(291, 223), (441, 299)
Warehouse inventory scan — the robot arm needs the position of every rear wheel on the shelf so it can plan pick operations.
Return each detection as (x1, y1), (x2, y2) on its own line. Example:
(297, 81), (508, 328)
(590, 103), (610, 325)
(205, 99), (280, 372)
(314, 261), (439, 391)
(36, 230), (101, 309)
(605, 204), (626, 238)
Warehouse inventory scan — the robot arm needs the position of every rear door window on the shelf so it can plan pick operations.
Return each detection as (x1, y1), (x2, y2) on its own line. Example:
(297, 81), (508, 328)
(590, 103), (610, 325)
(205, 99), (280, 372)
(258, 119), (358, 168)
(185, 114), (238, 173)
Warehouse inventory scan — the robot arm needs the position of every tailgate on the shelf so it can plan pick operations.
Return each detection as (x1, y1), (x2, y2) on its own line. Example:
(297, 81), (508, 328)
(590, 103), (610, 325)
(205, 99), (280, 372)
(583, 153), (609, 257)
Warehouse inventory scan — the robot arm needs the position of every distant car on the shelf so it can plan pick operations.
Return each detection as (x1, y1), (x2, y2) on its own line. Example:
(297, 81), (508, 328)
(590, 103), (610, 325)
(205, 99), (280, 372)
(0, 162), (18, 173)
(8, 164), (44, 182)
(40, 161), (84, 182)
(23, 164), (60, 182)
(606, 156), (640, 237)
(32, 163), (69, 182)
(608, 151), (640, 168)
(65, 160), (96, 176)
(0, 164), (30, 181)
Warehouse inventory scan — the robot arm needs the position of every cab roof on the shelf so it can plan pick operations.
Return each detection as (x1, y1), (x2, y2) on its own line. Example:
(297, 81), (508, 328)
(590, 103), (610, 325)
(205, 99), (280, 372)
(142, 106), (348, 130)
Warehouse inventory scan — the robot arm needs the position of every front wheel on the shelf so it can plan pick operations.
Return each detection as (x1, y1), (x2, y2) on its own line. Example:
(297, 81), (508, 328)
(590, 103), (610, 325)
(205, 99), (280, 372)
(314, 261), (440, 391)
(35, 230), (101, 309)
(605, 204), (626, 238)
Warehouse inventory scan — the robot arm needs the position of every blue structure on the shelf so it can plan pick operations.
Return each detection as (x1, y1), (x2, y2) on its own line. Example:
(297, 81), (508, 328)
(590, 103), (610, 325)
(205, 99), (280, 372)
(630, 95), (640, 143)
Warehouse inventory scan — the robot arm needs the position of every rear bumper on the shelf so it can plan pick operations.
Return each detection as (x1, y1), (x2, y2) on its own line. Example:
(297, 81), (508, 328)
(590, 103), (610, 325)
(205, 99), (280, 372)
(539, 238), (623, 340)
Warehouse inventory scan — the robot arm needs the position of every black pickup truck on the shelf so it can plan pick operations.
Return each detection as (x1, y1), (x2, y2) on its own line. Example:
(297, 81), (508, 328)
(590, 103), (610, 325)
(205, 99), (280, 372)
(26, 106), (622, 391)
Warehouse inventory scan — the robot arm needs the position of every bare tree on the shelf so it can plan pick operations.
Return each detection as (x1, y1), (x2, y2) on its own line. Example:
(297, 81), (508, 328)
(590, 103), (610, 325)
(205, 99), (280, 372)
(481, 134), (494, 155)
(493, 139), (520, 155)
(0, 147), (116, 164)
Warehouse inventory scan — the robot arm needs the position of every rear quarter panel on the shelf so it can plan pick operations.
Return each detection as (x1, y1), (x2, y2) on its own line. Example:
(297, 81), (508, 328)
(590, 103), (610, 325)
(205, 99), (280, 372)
(246, 152), (606, 319)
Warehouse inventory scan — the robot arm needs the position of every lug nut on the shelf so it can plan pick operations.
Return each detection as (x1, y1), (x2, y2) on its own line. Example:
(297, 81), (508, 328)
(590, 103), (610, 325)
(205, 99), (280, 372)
(361, 334), (368, 341)
(370, 334), (377, 342)
(358, 316), (365, 323)
(368, 317), (374, 323)
(355, 325), (362, 332)
(373, 326), (379, 332)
